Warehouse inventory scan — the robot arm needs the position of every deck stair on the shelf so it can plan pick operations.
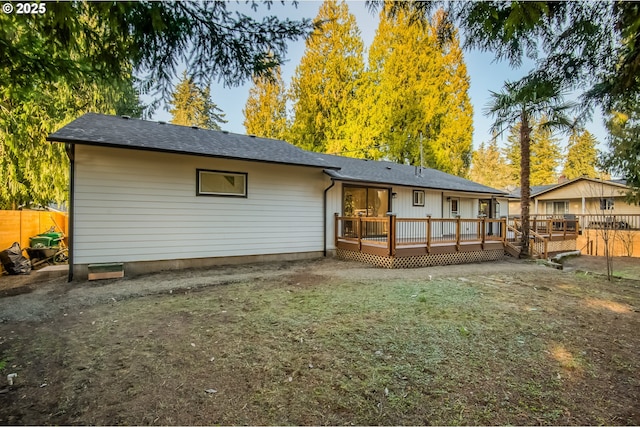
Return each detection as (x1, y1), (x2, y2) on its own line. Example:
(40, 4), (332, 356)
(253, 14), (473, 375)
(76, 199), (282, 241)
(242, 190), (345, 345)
(504, 241), (522, 258)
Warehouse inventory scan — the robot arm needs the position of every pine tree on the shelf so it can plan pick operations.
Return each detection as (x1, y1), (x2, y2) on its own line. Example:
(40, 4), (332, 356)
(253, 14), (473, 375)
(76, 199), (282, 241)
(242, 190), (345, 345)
(504, 118), (562, 186)
(504, 125), (522, 184)
(530, 121), (562, 186)
(469, 139), (512, 189)
(169, 72), (227, 130)
(347, 7), (473, 176)
(0, 79), (144, 209)
(243, 66), (288, 140)
(288, 0), (365, 152)
(562, 129), (599, 179)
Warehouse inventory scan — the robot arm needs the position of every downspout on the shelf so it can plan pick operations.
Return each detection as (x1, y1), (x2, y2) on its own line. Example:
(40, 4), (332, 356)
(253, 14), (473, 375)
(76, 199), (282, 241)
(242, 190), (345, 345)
(323, 178), (336, 257)
(65, 143), (75, 282)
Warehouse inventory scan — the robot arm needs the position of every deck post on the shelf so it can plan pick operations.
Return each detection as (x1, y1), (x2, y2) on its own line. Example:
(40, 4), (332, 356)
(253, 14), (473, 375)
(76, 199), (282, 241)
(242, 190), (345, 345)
(455, 215), (461, 250)
(426, 215), (431, 253)
(501, 217), (507, 243)
(480, 216), (486, 249)
(357, 213), (362, 251)
(544, 238), (548, 259)
(334, 213), (339, 248)
(387, 213), (396, 257)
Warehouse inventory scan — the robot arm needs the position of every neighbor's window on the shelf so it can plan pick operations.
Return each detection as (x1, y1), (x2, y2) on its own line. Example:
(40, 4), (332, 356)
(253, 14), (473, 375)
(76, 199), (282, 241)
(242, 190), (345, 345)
(413, 190), (425, 206)
(197, 169), (247, 197)
(599, 197), (614, 210)
(545, 201), (568, 215)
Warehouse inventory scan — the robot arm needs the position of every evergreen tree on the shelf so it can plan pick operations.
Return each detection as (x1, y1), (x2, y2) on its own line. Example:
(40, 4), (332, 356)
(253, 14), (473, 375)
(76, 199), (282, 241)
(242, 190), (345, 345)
(288, 0), (365, 152)
(504, 125), (521, 184)
(562, 129), (599, 180)
(469, 139), (512, 189)
(0, 79), (144, 209)
(530, 123), (561, 186)
(347, 7), (473, 176)
(604, 103), (640, 203)
(505, 118), (563, 186)
(169, 73), (227, 130)
(243, 66), (288, 139)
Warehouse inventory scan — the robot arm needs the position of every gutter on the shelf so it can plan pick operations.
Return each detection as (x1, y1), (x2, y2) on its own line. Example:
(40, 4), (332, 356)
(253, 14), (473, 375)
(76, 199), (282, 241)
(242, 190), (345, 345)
(65, 143), (75, 282)
(322, 178), (336, 257)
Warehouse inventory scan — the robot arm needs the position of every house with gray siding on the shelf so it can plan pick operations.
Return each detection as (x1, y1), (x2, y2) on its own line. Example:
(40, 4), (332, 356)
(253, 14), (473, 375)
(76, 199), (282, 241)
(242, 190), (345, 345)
(48, 113), (509, 279)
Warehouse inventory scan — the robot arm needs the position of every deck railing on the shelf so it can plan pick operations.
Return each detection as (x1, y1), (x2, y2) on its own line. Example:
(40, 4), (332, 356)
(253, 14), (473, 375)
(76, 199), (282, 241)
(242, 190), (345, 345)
(335, 214), (508, 257)
(336, 214), (585, 259)
(514, 214), (640, 231)
(509, 217), (580, 240)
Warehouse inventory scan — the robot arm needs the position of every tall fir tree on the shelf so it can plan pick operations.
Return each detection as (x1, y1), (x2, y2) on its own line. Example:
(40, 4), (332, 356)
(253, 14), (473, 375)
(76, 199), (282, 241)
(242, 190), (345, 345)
(504, 118), (562, 186)
(169, 72), (227, 130)
(529, 121), (562, 186)
(346, 6), (473, 176)
(469, 139), (512, 189)
(562, 129), (599, 179)
(504, 125), (522, 184)
(288, 0), (365, 152)
(0, 79), (144, 209)
(243, 66), (288, 140)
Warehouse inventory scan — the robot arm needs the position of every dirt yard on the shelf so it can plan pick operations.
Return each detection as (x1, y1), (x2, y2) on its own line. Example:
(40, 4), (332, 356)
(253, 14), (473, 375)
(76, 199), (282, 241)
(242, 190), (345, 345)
(0, 255), (638, 425)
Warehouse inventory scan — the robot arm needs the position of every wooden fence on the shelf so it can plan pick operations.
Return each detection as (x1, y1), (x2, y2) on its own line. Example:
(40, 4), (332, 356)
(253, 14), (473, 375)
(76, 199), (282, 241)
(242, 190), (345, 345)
(0, 210), (68, 254)
(577, 229), (640, 258)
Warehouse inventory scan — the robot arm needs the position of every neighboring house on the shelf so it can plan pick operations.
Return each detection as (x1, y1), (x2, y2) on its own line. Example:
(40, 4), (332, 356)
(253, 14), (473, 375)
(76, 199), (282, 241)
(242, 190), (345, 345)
(509, 177), (640, 222)
(48, 113), (508, 280)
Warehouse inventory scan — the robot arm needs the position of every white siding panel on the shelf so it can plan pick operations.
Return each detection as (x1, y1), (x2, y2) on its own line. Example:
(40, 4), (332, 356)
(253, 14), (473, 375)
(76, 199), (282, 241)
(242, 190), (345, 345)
(74, 146), (327, 264)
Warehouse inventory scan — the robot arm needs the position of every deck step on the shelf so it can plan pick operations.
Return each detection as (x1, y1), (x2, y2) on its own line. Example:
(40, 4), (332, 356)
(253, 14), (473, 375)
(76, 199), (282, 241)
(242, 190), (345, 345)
(504, 242), (522, 258)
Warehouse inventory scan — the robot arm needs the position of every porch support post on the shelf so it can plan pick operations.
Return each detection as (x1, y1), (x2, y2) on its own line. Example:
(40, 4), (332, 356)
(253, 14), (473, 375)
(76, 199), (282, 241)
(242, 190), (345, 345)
(334, 213), (339, 249)
(480, 216), (486, 250)
(426, 215), (431, 253)
(357, 214), (362, 251)
(387, 213), (396, 257)
(455, 215), (461, 251)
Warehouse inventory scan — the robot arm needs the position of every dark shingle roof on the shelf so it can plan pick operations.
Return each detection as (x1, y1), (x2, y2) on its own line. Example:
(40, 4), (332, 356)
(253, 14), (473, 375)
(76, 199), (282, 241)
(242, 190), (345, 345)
(47, 113), (506, 195)
(47, 113), (338, 169)
(315, 153), (505, 195)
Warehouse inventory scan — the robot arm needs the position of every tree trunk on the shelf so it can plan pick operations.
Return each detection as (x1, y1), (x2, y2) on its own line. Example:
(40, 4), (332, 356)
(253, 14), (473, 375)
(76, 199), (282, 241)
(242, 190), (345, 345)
(520, 110), (531, 257)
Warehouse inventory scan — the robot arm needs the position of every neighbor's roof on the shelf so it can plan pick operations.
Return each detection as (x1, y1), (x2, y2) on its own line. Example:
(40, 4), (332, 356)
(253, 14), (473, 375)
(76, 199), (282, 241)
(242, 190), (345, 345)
(508, 184), (557, 199)
(47, 113), (339, 169)
(315, 153), (505, 195)
(508, 176), (631, 199)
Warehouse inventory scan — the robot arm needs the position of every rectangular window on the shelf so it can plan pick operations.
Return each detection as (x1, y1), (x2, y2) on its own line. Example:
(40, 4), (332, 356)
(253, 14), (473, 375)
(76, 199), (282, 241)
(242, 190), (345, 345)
(599, 198), (614, 210)
(450, 198), (459, 216)
(413, 190), (425, 207)
(545, 201), (568, 215)
(197, 169), (247, 197)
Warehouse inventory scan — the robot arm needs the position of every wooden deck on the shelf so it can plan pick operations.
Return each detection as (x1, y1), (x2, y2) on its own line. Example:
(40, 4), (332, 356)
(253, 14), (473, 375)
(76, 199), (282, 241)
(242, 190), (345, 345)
(336, 215), (580, 262)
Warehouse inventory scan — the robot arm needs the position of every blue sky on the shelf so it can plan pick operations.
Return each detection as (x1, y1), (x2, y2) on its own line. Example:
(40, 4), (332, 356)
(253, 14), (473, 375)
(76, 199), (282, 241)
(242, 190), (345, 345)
(150, 1), (608, 153)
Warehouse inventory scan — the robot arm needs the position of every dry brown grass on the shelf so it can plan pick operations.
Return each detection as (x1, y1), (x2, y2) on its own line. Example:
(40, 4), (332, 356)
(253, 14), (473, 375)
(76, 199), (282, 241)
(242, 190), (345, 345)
(0, 260), (638, 425)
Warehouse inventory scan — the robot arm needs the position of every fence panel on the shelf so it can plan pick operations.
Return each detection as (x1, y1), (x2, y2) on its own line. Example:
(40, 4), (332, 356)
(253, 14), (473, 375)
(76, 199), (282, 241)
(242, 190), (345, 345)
(0, 210), (68, 253)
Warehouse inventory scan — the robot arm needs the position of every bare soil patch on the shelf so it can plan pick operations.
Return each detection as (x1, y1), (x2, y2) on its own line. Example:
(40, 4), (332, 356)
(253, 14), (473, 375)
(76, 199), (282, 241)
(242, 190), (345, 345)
(0, 257), (638, 425)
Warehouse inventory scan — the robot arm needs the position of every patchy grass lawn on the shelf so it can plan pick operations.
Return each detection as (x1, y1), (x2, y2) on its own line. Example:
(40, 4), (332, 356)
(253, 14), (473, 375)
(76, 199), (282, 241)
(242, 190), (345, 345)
(0, 260), (638, 425)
